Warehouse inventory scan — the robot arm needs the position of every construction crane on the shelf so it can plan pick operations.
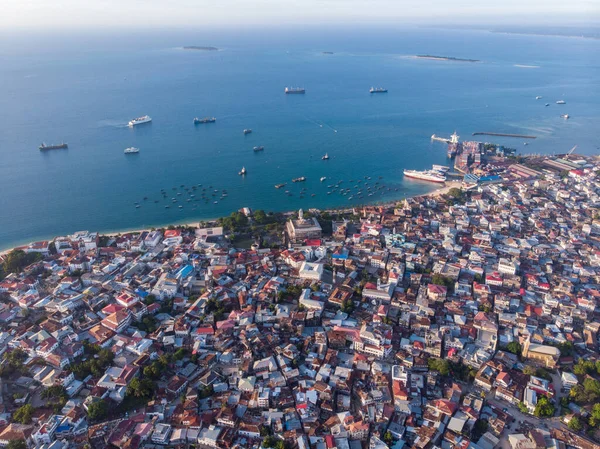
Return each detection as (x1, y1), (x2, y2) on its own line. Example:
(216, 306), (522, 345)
(567, 145), (578, 155)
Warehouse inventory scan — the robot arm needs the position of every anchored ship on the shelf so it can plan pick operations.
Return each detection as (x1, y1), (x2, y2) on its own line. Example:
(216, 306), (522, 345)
(432, 165), (449, 172)
(39, 142), (68, 151)
(239, 167), (246, 176)
(253, 146), (264, 152)
(194, 117), (216, 124)
(322, 153), (329, 160)
(403, 169), (446, 183)
(128, 115), (152, 127)
(243, 129), (252, 135)
(370, 87), (388, 93)
(561, 114), (570, 119)
(275, 183), (286, 189)
(292, 177), (306, 182)
(124, 147), (140, 154)
(285, 87), (305, 94)
(320, 177), (327, 182)
(556, 100), (566, 105)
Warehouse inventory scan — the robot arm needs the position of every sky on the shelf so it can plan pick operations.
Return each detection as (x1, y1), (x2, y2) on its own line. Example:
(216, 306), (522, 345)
(1, 0), (599, 29)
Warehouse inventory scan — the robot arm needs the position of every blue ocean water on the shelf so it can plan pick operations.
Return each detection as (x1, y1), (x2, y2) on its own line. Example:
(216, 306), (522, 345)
(0, 26), (599, 249)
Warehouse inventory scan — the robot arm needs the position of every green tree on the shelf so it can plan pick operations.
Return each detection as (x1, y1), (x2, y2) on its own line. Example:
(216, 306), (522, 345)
(568, 415), (583, 432)
(341, 298), (355, 314)
(199, 384), (214, 399)
(6, 440), (27, 449)
(174, 348), (187, 361)
(506, 341), (522, 356)
(383, 431), (394, 445)
(126, 378), (155, 398)
(471, 419), (489, 441)
(143, 294), (157, 306)
(573, 359), (595, 376)
(0, 349), (28, 378)
(12, 404), (35, 424)
(590, 403), (600, 427)
(254, 210), (268, 224)
(87, 399), (109, 421)
(263, 436), (280, 448)
(583, 378), (600, 400)
(428, 358), (450, 376)
(518, 402), (528, 414)
(1, 250), (42, 275)
(556, 341), (574, 357)
(430, 274), (453, 290)
(534, 396), (555, 418)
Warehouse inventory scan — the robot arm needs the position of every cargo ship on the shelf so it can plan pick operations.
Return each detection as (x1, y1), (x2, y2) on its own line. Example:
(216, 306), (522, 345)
(292, 177), (306, 182)
(285, 87), (305, 94)
(253, 146), (264, 152)
(128, 115), (152, 127)
(403, 169), (446, 183)
(275, 183), (286, 189)
(432, 131), (459, 144)
(556, 100), (566, 105)
(243, 129), (252, 135)
(39, 142), (68, 151)
(124, 147), (140, 154)
(370, 87), (388, 93)
(194, 117), (216, 124)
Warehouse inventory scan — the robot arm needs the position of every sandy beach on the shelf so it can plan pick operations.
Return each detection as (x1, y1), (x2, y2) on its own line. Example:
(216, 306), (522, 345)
(0, 181), (463, 256)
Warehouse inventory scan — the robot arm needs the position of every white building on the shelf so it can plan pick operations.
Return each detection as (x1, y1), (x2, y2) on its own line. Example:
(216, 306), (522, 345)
(152, 423), (172, 445)
(299, 262), (324, 281)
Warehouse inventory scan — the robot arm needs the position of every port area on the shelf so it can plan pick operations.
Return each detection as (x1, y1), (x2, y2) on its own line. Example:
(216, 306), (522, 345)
(472, 132), (536, 139)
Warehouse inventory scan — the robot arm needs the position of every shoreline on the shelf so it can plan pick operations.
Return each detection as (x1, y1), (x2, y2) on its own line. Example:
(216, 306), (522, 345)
(0, 181), (461, 255)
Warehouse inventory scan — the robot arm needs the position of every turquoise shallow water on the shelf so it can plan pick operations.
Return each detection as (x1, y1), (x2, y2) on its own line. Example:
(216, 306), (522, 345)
(0, 26), (599, 249)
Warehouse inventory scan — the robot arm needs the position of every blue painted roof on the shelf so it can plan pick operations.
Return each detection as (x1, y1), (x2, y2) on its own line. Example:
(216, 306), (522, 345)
(175, 264), (193, 279)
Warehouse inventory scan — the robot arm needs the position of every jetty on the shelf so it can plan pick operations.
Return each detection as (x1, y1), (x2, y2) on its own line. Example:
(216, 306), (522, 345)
(472, 132), (536, 139)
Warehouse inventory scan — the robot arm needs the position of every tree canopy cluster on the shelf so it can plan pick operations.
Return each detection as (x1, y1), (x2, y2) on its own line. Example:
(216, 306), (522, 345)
(126, 377), (156, 399)
(0, 249), (43, 280)
(505, 341), (522, 356)
(12, 404), (35, 424)
(430, 274), (454, 291)
(219, 211), (249, 232)
(42, 385), (68, 412)
(87, 399), (109, 421)
(0, 349), (28, 378)
(533, 395), (555, 418)
(573, 359), (600, 376)
(69, 343), (114, 379)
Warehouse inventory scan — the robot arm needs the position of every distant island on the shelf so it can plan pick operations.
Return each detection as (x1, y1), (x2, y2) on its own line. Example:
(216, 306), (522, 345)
(183, 46), (219, 51)
(415, 55), (479, 62)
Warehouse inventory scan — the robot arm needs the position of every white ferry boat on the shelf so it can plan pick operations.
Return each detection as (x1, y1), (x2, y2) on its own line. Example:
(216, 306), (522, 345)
(285, 87), (305, 94)
(403, 169), (446, 183)
(124, 147), (140, 154)
(128, 115), (152, 127)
